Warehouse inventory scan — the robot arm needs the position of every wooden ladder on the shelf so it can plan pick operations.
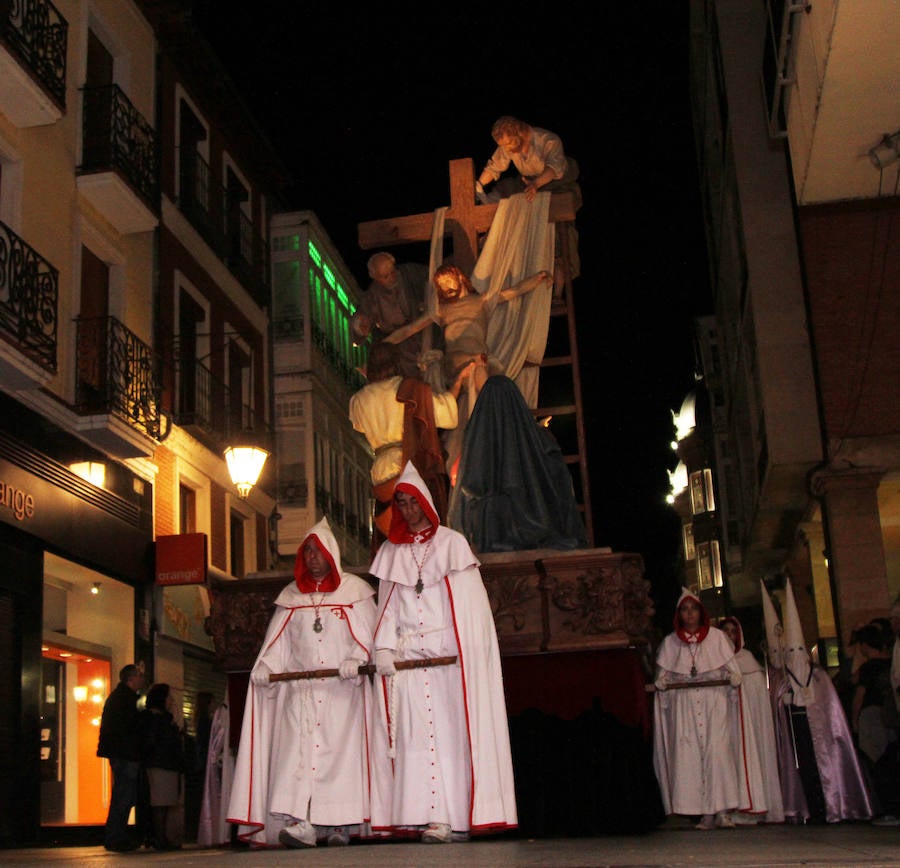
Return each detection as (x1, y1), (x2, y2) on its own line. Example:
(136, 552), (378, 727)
(533, 223), (593, 546)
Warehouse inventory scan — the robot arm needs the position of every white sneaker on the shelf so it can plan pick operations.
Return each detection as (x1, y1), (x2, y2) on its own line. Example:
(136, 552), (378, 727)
(279, 820), (317, 848)
(421, 822), (452, 843)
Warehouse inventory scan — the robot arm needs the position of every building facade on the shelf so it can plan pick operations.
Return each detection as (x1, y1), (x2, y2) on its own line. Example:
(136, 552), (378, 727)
(270, 210), (372, 570)
(0, 0), (294, 846)
(1, 0), (161, 845)
(139, 1), (290, 841)
(679, 0), (899, 655)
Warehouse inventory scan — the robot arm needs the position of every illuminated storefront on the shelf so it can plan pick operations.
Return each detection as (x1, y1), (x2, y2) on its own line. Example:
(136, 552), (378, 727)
(0, 393), (153, 846)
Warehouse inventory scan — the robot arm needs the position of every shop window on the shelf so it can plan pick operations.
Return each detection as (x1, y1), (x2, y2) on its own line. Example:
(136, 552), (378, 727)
(42, 557), (135, 828)
(40, 645), (111, 825)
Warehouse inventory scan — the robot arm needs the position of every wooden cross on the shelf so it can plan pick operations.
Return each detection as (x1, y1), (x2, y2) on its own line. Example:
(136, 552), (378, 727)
(357, 158), (577, 275)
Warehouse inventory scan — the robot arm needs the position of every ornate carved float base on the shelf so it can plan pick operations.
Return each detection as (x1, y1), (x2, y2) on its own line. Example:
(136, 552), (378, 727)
(480, 547), (653, 654)
(206, 547), (654, 673)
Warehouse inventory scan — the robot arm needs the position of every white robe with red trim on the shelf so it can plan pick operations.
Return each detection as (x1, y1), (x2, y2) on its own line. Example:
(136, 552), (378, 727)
(731, 648), (784, 822)
(653, 624), (746, 817)
(368, 525), (517, 834)
(226, 543), (377, 847)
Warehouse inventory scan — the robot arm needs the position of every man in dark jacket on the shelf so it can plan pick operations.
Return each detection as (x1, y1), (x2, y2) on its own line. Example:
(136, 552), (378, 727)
(97, 664), (145, 851)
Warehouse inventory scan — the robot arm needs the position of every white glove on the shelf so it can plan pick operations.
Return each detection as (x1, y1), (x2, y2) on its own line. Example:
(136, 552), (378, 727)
(729, 670), (742, 687)
(250, 662), (272, 687)
(339, 659), (361, 680)
(653, 671), (668, 692)
(375, 649), (396, 676)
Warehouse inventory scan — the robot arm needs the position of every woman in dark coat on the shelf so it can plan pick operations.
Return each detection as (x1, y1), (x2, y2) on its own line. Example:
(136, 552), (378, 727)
(141, 683), (185, 850)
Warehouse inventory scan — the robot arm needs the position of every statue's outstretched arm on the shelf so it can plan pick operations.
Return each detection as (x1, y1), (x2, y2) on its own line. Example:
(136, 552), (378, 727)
(382, 313), (439, 345)
(498, 270), (552, 303)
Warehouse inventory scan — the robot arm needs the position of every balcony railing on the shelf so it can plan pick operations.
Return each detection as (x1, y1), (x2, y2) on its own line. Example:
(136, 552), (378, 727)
(310, 321), (366, 392)
(75, 315), (165, 441)
(171, 354), (271, 452)
(178, 150), (270, 306)
(79, 84), (159, 211)
(0, 219), (58, 372)
(228, 209), (270, 307)
(0, 0), (67, 108)
(179, 149), (226, 257)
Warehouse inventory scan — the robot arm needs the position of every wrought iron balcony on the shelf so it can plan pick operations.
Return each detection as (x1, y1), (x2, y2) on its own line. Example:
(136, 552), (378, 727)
(179, 150), (226, 256)
(0, 0), (67, 119)
(310, 321), (366, 392)
(79, 84), (159, 218)
(170, 354), (272, 454)
(228, 209), (270, 307)
(0, 218), (58, 375)
(75, 315), (166, 442)
(178, 150), (270, 307)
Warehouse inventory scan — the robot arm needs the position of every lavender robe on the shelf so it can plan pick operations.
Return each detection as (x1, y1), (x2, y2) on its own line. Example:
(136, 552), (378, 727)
(769, 664), (874, 822)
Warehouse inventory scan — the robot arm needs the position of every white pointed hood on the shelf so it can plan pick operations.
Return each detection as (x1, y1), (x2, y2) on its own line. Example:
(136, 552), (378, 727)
(387, 461), (440, 543)
(760, 579), (784, 669)
(275, 515), (375, 608)
(782, 577), (815, 706)
(369, 461), (480, 587)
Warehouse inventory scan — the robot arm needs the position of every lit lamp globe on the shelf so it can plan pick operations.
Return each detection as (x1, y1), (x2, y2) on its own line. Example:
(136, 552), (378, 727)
(224, 445), (269, 499)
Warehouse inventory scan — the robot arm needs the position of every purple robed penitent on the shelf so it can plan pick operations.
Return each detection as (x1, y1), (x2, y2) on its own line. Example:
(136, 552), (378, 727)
(768, 664), (873, 823)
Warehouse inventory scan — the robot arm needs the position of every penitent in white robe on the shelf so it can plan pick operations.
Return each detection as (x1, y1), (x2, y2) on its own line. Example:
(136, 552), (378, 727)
(367, 462), (517, 836)
(226, 520), (377, 847)
(197, 700), (234, 846)
(653, 627), (746, 817)
(731, 648), (784, 822)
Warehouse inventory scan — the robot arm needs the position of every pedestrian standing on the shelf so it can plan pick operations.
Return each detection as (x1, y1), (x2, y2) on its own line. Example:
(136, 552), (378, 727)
(140, 682), (186, 850)
(97, 663), (145, 852)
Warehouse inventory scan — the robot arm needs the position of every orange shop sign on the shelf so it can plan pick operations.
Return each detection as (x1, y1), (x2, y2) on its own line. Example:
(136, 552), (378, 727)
(155, 533), (208, 585)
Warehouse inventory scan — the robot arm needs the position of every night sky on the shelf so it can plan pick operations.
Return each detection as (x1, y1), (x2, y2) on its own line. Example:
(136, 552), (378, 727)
(190, 1), (710, 609)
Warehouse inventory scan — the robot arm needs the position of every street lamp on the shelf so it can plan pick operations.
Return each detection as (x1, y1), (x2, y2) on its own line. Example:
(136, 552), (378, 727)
(224, 445), (269, 499)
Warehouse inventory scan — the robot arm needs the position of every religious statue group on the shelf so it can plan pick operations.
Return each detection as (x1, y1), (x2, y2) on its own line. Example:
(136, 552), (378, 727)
(349, 115), (587, 556)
